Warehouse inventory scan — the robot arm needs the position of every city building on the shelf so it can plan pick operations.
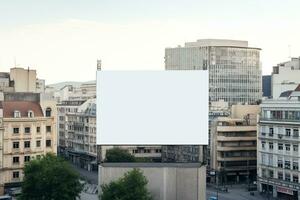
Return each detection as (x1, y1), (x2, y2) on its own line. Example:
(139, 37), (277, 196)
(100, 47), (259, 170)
(165, 39), (262, 105)
(257, 85), (300, 199)
(99, 163), (206, 200)
(210, 105), (259, 184)
(0, 92), (57, 195)
(272, 57), (300, 98)
(0, 67), (45, 93)
(161, 145), (204, 163)
(262, 75), (272, 98)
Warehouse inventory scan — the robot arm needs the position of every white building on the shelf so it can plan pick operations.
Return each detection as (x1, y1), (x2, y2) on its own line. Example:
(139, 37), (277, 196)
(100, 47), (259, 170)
(272, 57), (300, 99)
(165, 39), (262, 105)
(257, 85), (300, 199)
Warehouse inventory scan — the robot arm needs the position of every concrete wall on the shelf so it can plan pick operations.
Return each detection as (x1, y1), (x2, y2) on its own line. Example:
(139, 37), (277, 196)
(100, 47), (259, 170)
(99, 163), (206, 200)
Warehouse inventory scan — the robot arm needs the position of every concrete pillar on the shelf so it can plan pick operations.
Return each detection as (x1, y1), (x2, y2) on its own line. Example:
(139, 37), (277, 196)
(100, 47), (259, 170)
(272, 187), (277, 198)
(0, 184), (4, 195)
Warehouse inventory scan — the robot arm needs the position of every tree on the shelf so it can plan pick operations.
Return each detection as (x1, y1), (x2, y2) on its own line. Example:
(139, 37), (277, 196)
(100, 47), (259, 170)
(19, 153), (83, 200)
(100, 169), (153, 200)
(105, 148), (135, 162)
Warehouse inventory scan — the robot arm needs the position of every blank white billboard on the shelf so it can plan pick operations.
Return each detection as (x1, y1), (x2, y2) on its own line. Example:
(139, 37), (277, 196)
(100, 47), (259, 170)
(97, 70), (208, 145)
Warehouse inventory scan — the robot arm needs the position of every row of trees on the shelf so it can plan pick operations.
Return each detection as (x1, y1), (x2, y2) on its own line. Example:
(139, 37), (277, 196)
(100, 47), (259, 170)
(18, 151), (152, 200)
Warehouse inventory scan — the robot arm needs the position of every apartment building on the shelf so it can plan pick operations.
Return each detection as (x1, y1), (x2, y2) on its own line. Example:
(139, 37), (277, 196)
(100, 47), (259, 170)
(210, 105), (259, 184)
(257, 85), (300, 199)
(0, 92), (57, 195)
(165, 39), (262, 105)
(0, 67), (45, 93)
(272, 57), (300, 98)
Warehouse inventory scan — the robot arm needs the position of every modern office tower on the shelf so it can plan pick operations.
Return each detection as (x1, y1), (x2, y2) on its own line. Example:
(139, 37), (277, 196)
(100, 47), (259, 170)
(272, 57), (300, 99)
(0, 92), (57, 195)
(165, 39), (262, 105)
(257, 85), (300, 200)
(210, 105), (259, 184)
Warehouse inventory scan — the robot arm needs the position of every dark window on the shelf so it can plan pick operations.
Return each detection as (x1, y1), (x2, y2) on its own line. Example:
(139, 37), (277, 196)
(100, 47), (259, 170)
(37, 127), (40, 133)
(46, 126), (51, 132)
(46, 108), (52, 117)
(13, 128), (19, 134)
(24, 141), (30, 148)
(36, 140), (41, 147)
(46, 140), (51, 147)
(13, 142), (19, 149)
(24, 156), (30, 162)
(13, 171), (19, 178)
(25, 127), (30, 134)
(13, 157), (19, 164)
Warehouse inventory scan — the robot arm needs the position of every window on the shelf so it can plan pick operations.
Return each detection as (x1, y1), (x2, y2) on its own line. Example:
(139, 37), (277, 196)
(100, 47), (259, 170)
(262, 169), (267, 178)
(46, 140), (51, 147)
(269, 170), (274, 178)
(13, 156), (19, 164)
(285, 160), (291, 169)
(278, 171), (283, 180)
(286, 129), (291, 137)
(278, 159), (283, 168)
(293, 174), (299, 183)
(262, 141), (266, 149)
(13, 128), (19, 134)
(24, 141), (30, 148)
(46, 108), (52, 117)
(293, 145), (299, 152)
(293, 129), (299, 137)
(269, 127), (274, 137)
(24, 127), (31, 134)
(28, 110), (34, 117)
(293, 161), (299, 170)
(24, 156), (30, 162)
(14, 110), (21, 118)
(36, 140), (41, 147)
(285, 173), (291, 181)
(285, 144), (291, 151)
(36, 127), (40, 133)
(269, 142), (273, 150)
(278, 143), (283, 150)
(13, 171), (19, 179)
(46, 126), (51, 132)
(13, 142), (19, 149)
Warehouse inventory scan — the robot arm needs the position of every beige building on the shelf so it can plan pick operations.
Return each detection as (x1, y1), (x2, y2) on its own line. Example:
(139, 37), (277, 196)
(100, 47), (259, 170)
(99, 163), (206, 200)
(0, 92), (57, 195)
(0, 67), (45, 93)
(210, 105), (259, 184)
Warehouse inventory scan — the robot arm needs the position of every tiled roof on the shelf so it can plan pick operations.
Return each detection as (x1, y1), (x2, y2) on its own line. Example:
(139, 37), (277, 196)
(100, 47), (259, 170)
(3, 101), (44, 118)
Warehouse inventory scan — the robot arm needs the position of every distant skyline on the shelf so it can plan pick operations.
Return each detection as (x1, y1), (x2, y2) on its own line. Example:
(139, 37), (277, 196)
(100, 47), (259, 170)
(1, 0), (300, 84)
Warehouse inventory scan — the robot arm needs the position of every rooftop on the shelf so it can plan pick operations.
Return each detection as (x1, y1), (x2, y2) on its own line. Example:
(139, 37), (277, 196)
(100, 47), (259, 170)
(2, 101), (44, 118)
(100, 162), (204, 168)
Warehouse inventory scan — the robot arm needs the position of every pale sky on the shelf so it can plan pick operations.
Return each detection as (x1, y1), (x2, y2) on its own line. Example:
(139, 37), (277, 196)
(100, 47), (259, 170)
(0, 0), (300, 84)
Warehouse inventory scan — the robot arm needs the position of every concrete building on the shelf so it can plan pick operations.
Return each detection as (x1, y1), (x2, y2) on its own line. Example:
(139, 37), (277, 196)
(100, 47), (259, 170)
(165, 39), (262, 105)
(99, 163), (206, 200)
(0, 92), (57, 195)
(210, 105), (259, 184)
(272, 57), (300, 98)
(257, 85), (300, 199)
(0, 67), (45, 93)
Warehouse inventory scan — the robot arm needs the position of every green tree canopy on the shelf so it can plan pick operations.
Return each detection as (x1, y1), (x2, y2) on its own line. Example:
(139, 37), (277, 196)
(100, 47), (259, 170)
(100, 169), (153, 200)
(105, 148), (136, 162)
(19, 153), (83, 200)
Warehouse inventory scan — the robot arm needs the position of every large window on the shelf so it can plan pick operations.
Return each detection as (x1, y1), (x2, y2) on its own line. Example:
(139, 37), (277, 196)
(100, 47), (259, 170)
(293, 160), (299, 170)
(13, 171), (19, 179)
(25, 127), (31, 134)
(278, 143), (283, 150)
(13, 127), (19, 134)
(46, 126), (51, 132)
(46, 108), (52, 117)
(13, 156), (19, 164)
(24, 156), (30, 162)
(278, 171), (283, 180)
(285, 160), (291, 169)
(24, 141), (30, 148)
(36, 140), (41, 147)
(13, 142), (19, 149)
(293, 174), (299, 183)
(46, 140), (51, 147)
(278, 158), (283, 168)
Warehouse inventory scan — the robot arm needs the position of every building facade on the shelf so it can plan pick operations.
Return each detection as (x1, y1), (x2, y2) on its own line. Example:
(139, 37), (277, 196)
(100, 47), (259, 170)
(99, 163), (206, 200)
(0, 92), (57, 195)
(165, 39), (262, 105)
(257, 86), (300, 199)
(272, 57), (300, 99)
(210, 105), (259, 184)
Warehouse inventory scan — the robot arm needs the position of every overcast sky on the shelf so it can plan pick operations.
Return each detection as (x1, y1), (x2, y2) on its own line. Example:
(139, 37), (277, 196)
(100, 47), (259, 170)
(0, 0), (300, 84)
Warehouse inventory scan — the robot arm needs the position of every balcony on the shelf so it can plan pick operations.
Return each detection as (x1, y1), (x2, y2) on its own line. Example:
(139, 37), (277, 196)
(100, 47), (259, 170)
(217, 126), (256, 132)
(217, 146), (256, 151)
(217, 136), (256, 142)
